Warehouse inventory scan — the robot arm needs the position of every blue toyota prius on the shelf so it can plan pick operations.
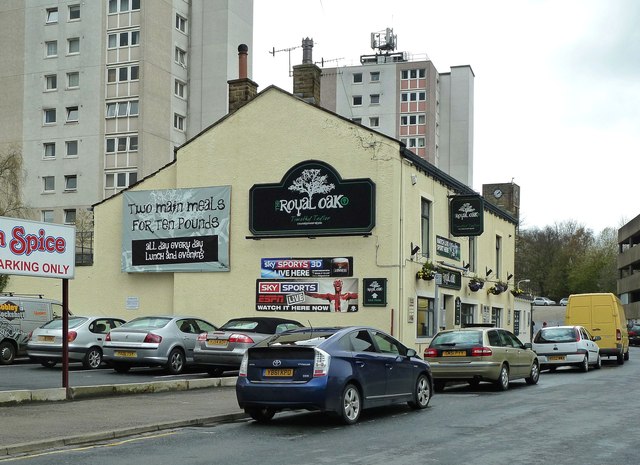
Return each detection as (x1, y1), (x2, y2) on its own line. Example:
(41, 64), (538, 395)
(236, 326), (432, 424)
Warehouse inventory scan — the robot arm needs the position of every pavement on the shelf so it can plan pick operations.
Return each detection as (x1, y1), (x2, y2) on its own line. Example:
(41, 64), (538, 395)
(0, 377), (246, 457)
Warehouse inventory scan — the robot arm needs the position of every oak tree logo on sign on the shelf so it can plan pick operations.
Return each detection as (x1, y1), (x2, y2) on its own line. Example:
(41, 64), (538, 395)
(455, 202), (480, 220)
(275, 169), (349, 216)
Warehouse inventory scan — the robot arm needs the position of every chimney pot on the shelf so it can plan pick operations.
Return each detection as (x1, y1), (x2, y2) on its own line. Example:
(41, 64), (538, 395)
(238, 43), (248, 79)
(302, 37), (314, 64)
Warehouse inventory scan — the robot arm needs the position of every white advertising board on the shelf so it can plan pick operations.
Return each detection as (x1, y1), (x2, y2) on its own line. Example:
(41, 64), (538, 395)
(0, 217), (76, 279)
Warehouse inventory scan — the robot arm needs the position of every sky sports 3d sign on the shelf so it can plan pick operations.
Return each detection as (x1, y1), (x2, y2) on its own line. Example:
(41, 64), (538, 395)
(0, 216), (75, 279)
(449, 195), (484, 237)
(261, 257), (353, 278)
(249, 160), (375, 236)
(122, 187), (230, 273)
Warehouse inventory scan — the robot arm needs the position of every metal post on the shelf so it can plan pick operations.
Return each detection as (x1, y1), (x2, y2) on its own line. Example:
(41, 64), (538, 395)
(62, 279), (69, 397)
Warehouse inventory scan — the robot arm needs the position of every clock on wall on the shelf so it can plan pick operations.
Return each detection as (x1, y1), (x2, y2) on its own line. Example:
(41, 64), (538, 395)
(493, 188), (503, 199)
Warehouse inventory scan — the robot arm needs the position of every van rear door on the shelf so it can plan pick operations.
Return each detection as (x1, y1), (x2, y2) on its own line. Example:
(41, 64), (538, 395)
(592, 295), (617, 350)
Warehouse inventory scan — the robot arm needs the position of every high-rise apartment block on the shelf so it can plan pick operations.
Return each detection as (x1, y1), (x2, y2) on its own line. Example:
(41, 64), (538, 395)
(0, 0), (252, 224)
(320, 29), (474, 187)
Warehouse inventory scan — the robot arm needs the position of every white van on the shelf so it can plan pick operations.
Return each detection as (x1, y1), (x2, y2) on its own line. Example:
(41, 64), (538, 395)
(0, 293), (63, 364)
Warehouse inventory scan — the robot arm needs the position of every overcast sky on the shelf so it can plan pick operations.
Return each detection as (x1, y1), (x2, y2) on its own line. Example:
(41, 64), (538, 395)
(252, 0), (639, 233)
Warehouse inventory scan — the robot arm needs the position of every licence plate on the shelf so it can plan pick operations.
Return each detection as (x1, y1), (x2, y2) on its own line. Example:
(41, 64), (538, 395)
(38, 336), (55, 343)
(115, 351), (137, 358)
(442, 350), (466, 357)
(548, 355), (565, 361)
(264, 368), (293, 377)
(207, 339), (228, 347)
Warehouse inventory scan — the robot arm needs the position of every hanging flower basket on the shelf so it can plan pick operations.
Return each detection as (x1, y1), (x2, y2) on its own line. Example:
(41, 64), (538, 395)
(468, 278), (484, 292)
(416, 261), (437, 281)
(511, 287), (525, 297)
(488, 281), (509, 295)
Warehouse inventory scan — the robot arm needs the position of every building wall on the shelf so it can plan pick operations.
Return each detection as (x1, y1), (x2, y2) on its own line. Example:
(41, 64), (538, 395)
(618, 213), (640, 319)
(6, 88), (520, 350)
(0, 0), (252, 225)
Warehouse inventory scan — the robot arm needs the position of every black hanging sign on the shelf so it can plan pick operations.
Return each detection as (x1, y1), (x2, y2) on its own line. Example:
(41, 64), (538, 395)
(449, 195), (484, 237)
(249, 160), (375, 236)
(363, 278), (387, 306)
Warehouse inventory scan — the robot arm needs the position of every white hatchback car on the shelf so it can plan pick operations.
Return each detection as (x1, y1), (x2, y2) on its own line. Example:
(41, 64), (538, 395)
(532, 325), (601, 372)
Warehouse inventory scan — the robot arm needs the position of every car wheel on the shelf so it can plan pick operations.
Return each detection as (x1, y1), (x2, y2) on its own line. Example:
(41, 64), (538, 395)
(0, 341), (16, 365)
(495, 364), (509, 391)
(246, 407), (276, 423)
(206, 367), (224, 377)
(433, 380), (446, 393)
(580, 355), (589, 373)
(166, 348), (185, 375)
(594, 354), (602, 369)
(408, 373), (432, 409)
(40, 360), (57, 368)
(617, 351), (624, 365)
(83, 347), (103, 370)
(526, 361), (540, 385)
(624, 350), (630, 361)
(113, 363), (131, 373)
(339, 383), (361, 425)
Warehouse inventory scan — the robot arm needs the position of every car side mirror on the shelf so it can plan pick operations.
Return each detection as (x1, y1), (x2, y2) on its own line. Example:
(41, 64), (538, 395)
(524, 343), (532, 349)
(406, 348), (417, 358)
(593, 336), (601, 341)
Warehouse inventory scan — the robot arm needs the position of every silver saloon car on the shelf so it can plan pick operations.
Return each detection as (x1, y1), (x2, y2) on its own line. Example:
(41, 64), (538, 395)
(103, 316), (218, 375)
(27, 316), (126, 369)
(194, 317), (303, 376)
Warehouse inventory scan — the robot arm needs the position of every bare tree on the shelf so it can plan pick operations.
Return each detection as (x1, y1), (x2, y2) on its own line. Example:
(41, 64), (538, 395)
(288, 169), (335, 201)
(0, 146), (27, 218)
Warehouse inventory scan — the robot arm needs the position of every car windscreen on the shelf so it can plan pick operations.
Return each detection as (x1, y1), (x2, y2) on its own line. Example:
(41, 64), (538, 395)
(255, 330), (337, 348)
(430, 330), (482, 346)
(41, 317), (87, 329)
(534, 328), (578, 343)
(121, 317), (171, 329)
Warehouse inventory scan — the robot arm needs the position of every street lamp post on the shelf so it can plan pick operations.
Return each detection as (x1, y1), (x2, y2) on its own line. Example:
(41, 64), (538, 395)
(517, 279), (530, 289)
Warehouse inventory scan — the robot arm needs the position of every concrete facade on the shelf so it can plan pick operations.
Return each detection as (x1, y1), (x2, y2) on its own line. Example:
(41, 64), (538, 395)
(6, 86), (527, 350)
(618, 213), (640, 319)
(0, 0), (252, 224)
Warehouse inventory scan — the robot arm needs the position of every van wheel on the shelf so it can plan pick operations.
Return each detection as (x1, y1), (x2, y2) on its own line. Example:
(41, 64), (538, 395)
(0, 341), (15, 365)
(617, 351), (625, 365)
(624, 350), (630, 361)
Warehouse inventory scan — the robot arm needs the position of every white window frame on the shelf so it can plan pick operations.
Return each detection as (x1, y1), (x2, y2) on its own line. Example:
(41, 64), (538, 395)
(42, 210), (54, 223)
(175, 47), (187, 66)
(43, 176), (55, 193)
(66, 106), (79, 123)
(67, 72), (79, 89)
(64, 175), (78, 191)
(370, 71), (380, 82)
(46, 8), (58, 24)
(44, 108), (56, 124)
(66, 140), (78, 157)
(67, 37), (80, 55)
(64, 209), (77, 225)
(108, 0), (140, 14)
(107, 65), (139, 83)
(369, 117), (380, 128)
(370, 94), (380, 105)
(352, 95), (362, 106)
(43, 143), (56, 159)
(68, 5), (80, 21)
(45, 74), (57, 91)
(174, 79), (186, 98)
(45, 41), (58, 57)
(173, 113), (185, 131)
(106, 100), (139, 118)
(106, 171), (138, 189)
(176, 14), (187, 33)
(352, 73), (362, 84)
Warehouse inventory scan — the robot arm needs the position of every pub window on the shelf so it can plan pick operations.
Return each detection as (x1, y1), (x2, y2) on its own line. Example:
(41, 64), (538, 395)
(421, 198), (431, 258)
(417, 297), (435, 337)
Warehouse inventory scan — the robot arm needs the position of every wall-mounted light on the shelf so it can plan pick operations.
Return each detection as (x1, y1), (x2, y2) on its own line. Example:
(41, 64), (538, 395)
(463, 262), (471, 270)
(411, 174), (417, 185)
(411, 242), (420, 257)
(485, 268), (493, 277)
(507, 273), (513, 281)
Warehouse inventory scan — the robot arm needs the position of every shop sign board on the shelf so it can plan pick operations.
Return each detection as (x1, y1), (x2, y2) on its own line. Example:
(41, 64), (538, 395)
(260, 257), (353, 278)
(436, 235), (461, 261)
(439, 269), (462, 290)
(256, 278), (359, 312)
(0, 216), (75, 279)
(122, 187), (230, 272)
(249, 160), (375, 236)
(449, 195), (484, 237)
(363, 278), (387, 306)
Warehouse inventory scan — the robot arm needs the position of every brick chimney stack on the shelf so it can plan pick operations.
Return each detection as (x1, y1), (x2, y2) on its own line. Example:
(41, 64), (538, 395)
(292, 38), (322, 105)
(228, 44), (258, 113)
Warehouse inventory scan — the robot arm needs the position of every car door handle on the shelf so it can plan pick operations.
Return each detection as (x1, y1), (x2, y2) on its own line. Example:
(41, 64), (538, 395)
(355, 361), (365, 367)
